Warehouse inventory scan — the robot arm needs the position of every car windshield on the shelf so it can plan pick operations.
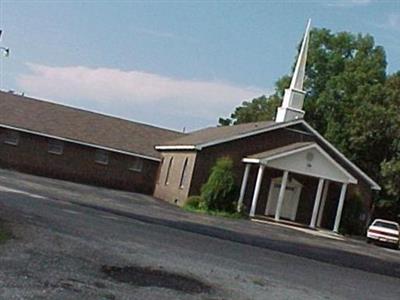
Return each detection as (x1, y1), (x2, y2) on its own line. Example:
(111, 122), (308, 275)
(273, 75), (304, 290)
(373, 221), (399, 231)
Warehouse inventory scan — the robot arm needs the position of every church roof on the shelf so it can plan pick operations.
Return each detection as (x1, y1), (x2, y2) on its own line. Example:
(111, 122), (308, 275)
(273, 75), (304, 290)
(244, 142), (358, 184)
(156, 120), (293, 149)
(246, 142), (313, 160)
(156, 119), (380, 190)
(0, 91), (183, 160)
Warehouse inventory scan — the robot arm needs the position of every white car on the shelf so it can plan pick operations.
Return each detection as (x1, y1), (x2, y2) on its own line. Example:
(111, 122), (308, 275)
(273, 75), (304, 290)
(367, 219), (400, 249)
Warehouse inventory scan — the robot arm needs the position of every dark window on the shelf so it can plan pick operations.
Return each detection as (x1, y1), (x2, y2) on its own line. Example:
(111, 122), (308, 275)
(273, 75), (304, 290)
(129, 157), (144, 172)
(4, 130), (19, 146)
(179, 158), (189, 189)
(373, 221), (399, 231)
(48, 140), (64, 155)
(165, 157), (173, 185)
(95, 149), (109, 165)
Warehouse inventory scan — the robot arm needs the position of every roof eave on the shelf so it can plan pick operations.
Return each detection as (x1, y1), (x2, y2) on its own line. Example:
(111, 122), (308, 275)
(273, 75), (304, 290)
(299, 120), (381, 191)
(157, 119), (304, 151)
(154, 145), (199, 151)
(0, 123), (161, 162)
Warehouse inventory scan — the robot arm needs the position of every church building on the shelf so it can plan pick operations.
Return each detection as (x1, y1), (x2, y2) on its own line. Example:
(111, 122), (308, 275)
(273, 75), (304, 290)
(153, 21), (380, 232)
(0, 21), (380, 233)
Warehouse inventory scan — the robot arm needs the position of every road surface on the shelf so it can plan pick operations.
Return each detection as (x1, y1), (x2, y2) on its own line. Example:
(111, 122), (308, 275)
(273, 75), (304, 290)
(0, 170), (399, 299)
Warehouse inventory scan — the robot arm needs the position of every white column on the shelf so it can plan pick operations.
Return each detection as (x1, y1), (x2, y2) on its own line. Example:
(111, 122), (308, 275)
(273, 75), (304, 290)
(237, 164), (251, 212)
(310, 178), (325, 228)
(333, 183), (348, 233)
(249, 165), (265, 217)
(275, 170), (289, 221)
(317, 181), (330, 227)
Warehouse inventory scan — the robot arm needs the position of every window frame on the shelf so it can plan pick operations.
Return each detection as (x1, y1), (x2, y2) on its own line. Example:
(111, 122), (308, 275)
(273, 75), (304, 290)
(129, 157), (144, 172)
(4, 130), (19, 146)
(48, 139), (64, 155)
(95, 149), (109, 165)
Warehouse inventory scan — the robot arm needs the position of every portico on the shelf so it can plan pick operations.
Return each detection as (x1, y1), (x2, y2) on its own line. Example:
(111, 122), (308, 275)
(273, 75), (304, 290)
(237, 142), (357, 233)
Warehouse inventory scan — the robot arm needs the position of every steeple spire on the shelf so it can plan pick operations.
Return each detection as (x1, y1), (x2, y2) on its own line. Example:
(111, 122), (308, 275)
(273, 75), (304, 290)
(276, 19), (311, 123)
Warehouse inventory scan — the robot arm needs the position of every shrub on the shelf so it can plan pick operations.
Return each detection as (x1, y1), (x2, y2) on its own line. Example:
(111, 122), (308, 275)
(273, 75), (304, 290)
(200, 157), (237, 212)
(185, 196), (204, 210)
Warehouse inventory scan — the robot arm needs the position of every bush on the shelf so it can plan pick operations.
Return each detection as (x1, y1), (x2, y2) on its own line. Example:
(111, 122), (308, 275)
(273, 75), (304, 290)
(185, 196), (204, 210)
(200, 157), (238, 212)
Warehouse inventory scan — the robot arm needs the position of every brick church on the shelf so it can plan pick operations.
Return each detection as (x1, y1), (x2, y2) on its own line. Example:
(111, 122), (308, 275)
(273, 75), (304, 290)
(0, 21), (379, 232)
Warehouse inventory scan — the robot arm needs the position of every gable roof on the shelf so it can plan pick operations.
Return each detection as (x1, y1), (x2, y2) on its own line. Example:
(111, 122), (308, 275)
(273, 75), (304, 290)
(156, 119), (380, 190)
(243, 142), (357, 184)
(155, 120), (299, 150)
(0, 91), (183, 160)
(246, 142), (313, 160)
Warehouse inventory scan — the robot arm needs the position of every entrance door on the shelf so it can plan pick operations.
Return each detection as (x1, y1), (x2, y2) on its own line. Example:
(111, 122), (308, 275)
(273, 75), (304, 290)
(265, 177), (302, 221)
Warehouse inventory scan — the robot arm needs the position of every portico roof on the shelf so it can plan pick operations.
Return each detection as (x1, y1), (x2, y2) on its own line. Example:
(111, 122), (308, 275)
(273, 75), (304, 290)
(243, 142), (357, 184)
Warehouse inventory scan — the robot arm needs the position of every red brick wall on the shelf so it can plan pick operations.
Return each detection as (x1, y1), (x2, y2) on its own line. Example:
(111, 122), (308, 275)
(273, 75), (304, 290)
(0, 127), (158, 194)
(189, 127), (315, 196)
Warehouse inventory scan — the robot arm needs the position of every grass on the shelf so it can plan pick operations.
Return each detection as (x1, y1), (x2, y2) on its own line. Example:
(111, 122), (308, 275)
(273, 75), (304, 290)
(183, 205), (245, 219)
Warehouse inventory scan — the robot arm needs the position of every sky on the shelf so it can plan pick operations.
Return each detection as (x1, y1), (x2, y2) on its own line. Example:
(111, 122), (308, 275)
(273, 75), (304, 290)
(0, 0), (399, 132)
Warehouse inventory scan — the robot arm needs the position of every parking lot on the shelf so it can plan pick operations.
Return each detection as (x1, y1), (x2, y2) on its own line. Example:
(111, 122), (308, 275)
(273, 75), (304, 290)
(0, 169), (399, 299)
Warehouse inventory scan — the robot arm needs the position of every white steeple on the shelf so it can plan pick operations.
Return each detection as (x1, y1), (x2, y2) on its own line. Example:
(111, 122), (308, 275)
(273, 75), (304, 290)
(276, 19), (311, 123)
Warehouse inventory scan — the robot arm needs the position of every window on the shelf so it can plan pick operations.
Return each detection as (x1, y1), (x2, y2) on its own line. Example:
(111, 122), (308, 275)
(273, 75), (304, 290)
(164, 157), (173, 185)
(179, 158), (189, 189)
(4, 130), (19, 146)
(48, 140), (64, 155)
(95, 149), (109, 165)
(156, 157), (164, 184)
(129, 157), (144, 172)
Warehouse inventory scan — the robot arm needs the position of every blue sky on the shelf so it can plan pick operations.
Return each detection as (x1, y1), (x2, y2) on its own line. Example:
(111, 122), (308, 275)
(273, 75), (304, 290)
(0, 0), (399, 131)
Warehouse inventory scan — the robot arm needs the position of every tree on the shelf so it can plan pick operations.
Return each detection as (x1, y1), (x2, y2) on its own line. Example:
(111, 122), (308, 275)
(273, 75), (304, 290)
(219, 28), (400, 217)
(379, 72), (400, 214)
(200, 157), (237, 212)
(219, 95), (281, 126)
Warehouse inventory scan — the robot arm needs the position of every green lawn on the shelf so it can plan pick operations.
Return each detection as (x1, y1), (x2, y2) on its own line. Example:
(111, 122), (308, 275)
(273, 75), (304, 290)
(183, 205), (246, 219)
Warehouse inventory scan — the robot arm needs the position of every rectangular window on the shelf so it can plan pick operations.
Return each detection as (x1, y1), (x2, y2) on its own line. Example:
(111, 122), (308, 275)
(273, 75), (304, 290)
(4, 130), (19, 146)
(48, 140), (64, 155)
(179, 158), (189, 189)
(129, 157), (144, 172)
(165, 157), (173, 185)
(95, 149), (109, 165)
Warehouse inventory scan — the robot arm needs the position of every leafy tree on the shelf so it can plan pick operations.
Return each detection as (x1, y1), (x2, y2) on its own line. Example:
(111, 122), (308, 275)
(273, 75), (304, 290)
(219, 95), (281, 126)
(219, 28), (400, 217)
(200, 157), (237, 212)
(379, 72), (400, 212)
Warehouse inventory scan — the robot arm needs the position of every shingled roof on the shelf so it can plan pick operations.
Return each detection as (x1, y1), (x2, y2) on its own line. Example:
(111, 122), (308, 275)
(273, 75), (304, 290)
(0, 91), (183, 160)
(157, 120), (278, 148)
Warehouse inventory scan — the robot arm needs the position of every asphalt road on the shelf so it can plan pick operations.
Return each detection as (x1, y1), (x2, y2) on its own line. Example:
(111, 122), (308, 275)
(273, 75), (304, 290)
(0, 170), (399, 299)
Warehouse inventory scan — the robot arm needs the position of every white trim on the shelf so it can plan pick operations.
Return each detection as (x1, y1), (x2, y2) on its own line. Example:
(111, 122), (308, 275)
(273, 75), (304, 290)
(155, 145), (198, 151)
(242, 158), (261, 164)
(268, 144), (356, 184)
(300, 121), (381, 190)
(157, 118), (380, 190)
(0, 123), (161, 162)
(243, 143), (357, 184)
(157, 119), (304, 151)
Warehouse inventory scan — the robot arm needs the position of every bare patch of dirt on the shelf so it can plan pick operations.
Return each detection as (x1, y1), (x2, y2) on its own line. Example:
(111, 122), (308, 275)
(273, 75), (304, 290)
(101, 265), (212, 294)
